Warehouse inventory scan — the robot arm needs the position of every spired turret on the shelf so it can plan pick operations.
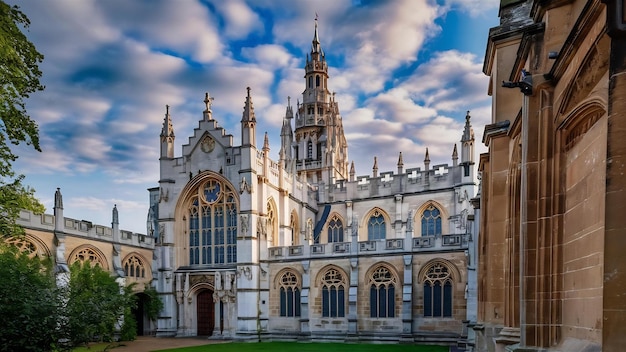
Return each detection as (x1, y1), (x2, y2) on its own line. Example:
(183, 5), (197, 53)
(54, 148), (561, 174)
(293, 18), (349, 185)
(460, 111), (475, 179)
(160, 105), (175, 159)
(241, 87), (257, 147)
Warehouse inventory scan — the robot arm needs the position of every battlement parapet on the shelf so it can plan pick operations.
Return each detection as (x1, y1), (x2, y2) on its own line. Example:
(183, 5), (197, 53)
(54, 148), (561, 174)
(16, 209), (154, 248)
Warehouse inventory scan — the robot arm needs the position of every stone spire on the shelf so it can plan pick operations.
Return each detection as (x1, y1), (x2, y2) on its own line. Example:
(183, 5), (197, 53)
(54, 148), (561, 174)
(263, 132), (270, 154)
(461, 111), (475, 164)
(452, 144), (458, 166)
(397, 152), (404, 174)
(424, 148), (430, 170)
(160, 105), (175, 158)
(112, 204), (119, 226)
(350, 161), (355, 181)
(372, 156), (378, 177)
(54, 187), (63, 209)
(280, 96), (294, 164)
(203, 92), (214, 121)
(311, 14), (322, 56)
(54, 188), (64, 232)
(241, 87), (257, 147)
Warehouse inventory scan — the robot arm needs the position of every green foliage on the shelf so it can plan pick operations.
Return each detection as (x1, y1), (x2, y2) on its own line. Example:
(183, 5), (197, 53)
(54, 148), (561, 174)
(143, 284), (164, 321)
(0, 1), (45, 236)
(63, 261), (137, 348)
(119, 306), (137, 342)
(0, 244), (61, 352)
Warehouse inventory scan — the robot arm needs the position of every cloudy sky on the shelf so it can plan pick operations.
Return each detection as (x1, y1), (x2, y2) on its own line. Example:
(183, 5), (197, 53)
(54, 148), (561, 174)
(10, 0), (499, 234)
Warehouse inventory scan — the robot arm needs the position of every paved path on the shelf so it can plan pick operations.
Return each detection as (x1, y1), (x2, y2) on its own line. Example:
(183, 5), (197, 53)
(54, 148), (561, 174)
(109, 336), (228, 352)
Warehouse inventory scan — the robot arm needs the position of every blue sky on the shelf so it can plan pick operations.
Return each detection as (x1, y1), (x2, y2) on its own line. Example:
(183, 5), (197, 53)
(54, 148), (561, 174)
(10, 0), (499, 234)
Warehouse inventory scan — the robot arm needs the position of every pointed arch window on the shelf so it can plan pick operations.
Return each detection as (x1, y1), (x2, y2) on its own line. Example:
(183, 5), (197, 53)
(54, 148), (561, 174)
(279, 271), (301, 317)
(188, 178), (237, 265)
(423, 263), (453, 317)
(71, 247), (105, 268)
(3, 236), (38, 258)
(367, 210), (386, 240)
(369, 266), (396, 318)
(421, 205), (442, 236)
(327, 215), (343, 243)
(307, 141), (313, 159)
(321, 268), (346, 317)
(123, 254), (146, 279)
(316, 75), (320, 87)
(308, 76), (313, 88)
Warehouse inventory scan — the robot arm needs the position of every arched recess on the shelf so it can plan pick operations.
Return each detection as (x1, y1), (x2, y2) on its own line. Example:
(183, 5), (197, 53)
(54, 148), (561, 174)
(174, 171), (239, 267)
(3, 234), (51, 258)
(361, 207), (391, 241)
(68, 244), (108, 270)
(414, 201), (449, 237)
(558, 99), (606, 152)
(417, 258), (462, 284)
(323, 212), (345, 243)
(187, 282), (216, 337)
(273, 268), (302, 317)
(505, 134), (522, 328)
(266, 198), (278, 247)
(315, 265), (349, 318)
(365, 262), (400, 318)
(290, 210), (299, 246)
(122, 252), (152, 281)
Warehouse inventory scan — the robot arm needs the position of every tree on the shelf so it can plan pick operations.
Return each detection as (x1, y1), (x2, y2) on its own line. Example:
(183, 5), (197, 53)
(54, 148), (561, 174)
(62, 261), (137, 348)
(0, 244), (61, 352)
(0, 1), (45, 236)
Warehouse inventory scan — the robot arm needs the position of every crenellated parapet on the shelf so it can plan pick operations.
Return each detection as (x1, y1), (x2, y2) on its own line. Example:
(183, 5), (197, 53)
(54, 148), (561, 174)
(16, 209), (154, 249)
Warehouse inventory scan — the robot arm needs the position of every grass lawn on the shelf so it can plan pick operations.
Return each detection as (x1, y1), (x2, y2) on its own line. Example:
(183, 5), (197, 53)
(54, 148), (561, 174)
(157, 341), (449, 352)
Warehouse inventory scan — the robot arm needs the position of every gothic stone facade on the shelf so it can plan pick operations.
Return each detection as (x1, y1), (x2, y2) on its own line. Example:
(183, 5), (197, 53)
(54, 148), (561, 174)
(8, 190), (156, 335)
(151, 22), (477, 343)
(476, 1), (626, 351)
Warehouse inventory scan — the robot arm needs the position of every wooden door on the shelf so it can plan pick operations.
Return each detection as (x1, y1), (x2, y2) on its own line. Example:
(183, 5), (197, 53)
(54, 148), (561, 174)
(197, 289), (214, 336)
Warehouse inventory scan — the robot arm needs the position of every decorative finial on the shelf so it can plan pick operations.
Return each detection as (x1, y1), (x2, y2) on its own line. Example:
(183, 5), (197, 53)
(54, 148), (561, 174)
(166, 104), (169, 114)
(204, 92), (214, 111)
(247, 86), (251, 97)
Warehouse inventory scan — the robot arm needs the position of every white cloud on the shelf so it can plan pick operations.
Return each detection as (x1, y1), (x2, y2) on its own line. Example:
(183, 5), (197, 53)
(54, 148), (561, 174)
(210, 0), (264, 39)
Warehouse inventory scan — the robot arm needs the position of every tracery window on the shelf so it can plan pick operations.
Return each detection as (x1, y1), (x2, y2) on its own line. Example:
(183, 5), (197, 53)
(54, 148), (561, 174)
(71, 247), (105, 267)
(124, 254), (146, 279)
(327, 215), (343, 243)
(316, 75), (320, 87)
(423, 263), (453, 317)
(421, 205), (442, 236)
(279, 271), (301, 317)
(3, 236), (38, 258)
(367, 209), (386, 240)
(369, 266), (396, 318)
(321, 267), (346, 317)
(188, 178), (237, 265)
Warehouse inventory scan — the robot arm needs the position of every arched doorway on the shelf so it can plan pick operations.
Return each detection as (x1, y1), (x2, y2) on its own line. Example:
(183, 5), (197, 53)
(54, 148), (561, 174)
(197, 289), (215, 336)
(132, 292), (149, 336)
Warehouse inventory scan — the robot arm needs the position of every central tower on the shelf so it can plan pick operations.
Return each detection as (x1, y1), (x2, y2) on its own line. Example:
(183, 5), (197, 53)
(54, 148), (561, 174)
(285, 18), (349, 185)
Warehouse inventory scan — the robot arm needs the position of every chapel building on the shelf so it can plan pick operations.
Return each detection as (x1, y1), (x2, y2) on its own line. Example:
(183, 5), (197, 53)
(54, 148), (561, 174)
(149, 20), (478, 343)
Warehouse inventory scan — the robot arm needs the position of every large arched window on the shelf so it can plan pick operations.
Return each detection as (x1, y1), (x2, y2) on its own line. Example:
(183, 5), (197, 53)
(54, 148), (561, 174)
(423, 263), (453, 317)
(369, 265), (396, 318)
(367, 209), (386, 240)
(3, 235), (39, 258)
(421, 204), (442, 236)
(321, 267), (347, 317)
(279, 271), (301, 317)
(327, 214), (343, 243)
(188, 178), (237, 265)
(69, 246), (107, 268)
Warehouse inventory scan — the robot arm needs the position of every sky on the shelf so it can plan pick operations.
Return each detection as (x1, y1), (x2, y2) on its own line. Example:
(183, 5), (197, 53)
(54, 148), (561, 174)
(9, 0), (500, 234)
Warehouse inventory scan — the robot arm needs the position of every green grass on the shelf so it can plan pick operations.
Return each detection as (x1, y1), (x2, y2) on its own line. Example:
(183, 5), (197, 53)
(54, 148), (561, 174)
(70, 341), (126, 352)
(156, 341), (449, 352)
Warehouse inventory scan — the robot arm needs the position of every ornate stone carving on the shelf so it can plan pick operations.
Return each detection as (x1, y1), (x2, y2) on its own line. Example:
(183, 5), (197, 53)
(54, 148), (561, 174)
(237, 266), (252, 280)
(240, 214), (249, 236)
(200, 135), (215, 153)
(239, 176), (252, 194)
